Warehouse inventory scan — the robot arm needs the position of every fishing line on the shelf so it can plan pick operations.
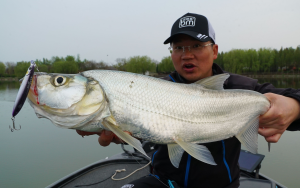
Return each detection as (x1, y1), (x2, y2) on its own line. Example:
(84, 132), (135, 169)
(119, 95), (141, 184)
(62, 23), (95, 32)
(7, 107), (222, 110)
(111, 161), (152, 180)
(74, 141), (170, 188)
(74, 173), (113, 187)
(116, 140), (170, 188)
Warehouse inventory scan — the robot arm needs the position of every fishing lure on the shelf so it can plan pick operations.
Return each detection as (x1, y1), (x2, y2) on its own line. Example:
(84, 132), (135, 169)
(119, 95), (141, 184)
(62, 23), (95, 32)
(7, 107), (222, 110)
(10, 60), (36, 132)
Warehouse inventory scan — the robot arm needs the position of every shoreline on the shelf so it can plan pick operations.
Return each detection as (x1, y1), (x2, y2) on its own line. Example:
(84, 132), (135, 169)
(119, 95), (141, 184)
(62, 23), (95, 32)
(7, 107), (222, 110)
(243, 74), (300, 78)
(1, 73), (300, 82)
(0, 77), (19, 82)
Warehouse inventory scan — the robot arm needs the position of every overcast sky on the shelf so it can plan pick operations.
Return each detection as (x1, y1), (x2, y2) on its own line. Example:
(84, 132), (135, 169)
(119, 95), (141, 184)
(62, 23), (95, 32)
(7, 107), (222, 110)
(1, 0), (299, 65)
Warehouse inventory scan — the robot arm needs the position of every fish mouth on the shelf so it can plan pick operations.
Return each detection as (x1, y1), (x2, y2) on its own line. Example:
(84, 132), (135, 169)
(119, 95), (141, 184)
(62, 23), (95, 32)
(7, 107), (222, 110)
(28, 74), (40, 105)
(28, 72), (49, 105)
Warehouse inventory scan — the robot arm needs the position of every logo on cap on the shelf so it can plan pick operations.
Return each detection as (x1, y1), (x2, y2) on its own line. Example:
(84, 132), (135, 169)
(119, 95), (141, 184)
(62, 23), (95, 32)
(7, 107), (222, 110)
(197, 34), (208, 39)
(179, 16), (196, 28)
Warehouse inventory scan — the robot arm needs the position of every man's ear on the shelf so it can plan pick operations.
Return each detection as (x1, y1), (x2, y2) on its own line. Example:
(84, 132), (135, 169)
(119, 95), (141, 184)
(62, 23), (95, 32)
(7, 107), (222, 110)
(213, 44), (218, 60)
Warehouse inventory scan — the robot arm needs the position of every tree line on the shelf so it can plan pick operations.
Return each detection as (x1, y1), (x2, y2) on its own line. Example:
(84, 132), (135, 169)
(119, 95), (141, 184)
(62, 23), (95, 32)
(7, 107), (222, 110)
(1, 46), (299, 78)
(214, 46), (300, 74)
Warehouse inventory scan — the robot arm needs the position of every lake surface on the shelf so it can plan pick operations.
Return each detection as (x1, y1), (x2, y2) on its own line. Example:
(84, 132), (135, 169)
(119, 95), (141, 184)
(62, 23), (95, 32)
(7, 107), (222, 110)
(0, 77), (300, 188)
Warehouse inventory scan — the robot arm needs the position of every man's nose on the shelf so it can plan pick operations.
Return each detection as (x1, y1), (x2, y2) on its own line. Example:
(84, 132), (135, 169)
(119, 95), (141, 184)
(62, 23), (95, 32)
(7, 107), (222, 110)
(182, 46), (193, 57)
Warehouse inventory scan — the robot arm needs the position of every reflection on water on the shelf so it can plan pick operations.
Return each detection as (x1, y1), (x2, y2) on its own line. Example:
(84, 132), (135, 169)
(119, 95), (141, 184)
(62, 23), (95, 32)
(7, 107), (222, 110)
(0, 81), (20, 90)
(257, 77), (300, 88)
(0, 77), (300, 188)
(0, 82), (20, 102)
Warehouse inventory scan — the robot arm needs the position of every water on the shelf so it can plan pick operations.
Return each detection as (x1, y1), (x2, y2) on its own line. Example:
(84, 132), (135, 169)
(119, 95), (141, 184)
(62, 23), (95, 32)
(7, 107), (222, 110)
(254, 77), (300, 187)
(0, 82), (127, 188)
(0, 77), (300, 187)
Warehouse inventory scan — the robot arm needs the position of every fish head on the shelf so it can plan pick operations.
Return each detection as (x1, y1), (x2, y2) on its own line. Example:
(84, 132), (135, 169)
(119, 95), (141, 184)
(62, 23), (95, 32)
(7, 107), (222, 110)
(27, 72), (107, 130)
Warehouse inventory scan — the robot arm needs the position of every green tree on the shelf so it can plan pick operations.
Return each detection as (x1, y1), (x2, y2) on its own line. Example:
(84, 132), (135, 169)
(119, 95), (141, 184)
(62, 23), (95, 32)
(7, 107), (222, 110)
(157, 56), (174, 73)
(84, 61), (97, 70)
(5, 62), (16, 76)
(214, 52), (224, 69)
(257, 48), (275, 73)
(52, 61), (78, 73)
(114, 58), (127, 71)
(36, 64), (49, 72)
(223, 49), (246, 74)
(0, 62), (5, 76)
(14, 61), (30, 78)
(66, 55), (75, 62)
(125, 56), (156, 74)
(295, 47), (300, 73)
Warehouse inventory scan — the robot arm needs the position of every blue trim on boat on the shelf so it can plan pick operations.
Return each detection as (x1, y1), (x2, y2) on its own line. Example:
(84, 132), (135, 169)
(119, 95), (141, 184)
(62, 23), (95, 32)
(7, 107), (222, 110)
(184, 154), (192, 188)
(169, 75), (176, 82)
(222, 140), (232, 183)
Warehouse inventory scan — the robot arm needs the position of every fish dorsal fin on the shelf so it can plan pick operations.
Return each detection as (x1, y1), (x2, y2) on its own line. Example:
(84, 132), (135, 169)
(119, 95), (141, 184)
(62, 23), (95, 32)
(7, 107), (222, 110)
(194, 73), (230, 90)
(102, 119), (149, 159)
(167, 144), (185, 168)
(236, 117), (259, 154)
(173, 137), (216, 165)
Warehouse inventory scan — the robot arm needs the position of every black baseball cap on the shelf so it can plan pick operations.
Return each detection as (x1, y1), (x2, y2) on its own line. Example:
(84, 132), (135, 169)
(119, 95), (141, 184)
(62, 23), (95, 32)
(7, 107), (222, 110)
(164, 13), (215, 44)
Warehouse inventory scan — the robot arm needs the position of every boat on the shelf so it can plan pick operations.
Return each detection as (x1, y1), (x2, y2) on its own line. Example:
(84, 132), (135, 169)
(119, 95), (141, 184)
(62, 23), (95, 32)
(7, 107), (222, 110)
(46, 142), (287, 188)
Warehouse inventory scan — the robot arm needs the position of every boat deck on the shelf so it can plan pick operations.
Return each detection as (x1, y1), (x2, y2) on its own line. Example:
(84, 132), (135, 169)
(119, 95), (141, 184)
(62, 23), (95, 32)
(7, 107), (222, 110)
(47, 143), (286, 188)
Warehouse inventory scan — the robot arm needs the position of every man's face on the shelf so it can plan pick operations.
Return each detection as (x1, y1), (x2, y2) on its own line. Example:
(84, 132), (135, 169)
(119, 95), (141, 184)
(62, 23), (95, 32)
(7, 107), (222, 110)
(170, 34), (218, 83)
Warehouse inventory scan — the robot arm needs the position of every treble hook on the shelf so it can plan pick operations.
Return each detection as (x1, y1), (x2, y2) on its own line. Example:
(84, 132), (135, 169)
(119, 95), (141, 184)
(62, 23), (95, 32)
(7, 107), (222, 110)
(9, 117), (21, 132)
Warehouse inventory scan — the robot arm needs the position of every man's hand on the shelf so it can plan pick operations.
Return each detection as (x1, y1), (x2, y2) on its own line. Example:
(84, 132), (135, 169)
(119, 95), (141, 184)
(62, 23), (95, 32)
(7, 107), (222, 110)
(76, 130), (131, 146)
(259, 93), (300, 143)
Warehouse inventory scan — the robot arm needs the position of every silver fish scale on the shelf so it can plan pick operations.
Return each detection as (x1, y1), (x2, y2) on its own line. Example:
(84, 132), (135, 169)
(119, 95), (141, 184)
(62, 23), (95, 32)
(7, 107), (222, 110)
(83, 70), (270, 144)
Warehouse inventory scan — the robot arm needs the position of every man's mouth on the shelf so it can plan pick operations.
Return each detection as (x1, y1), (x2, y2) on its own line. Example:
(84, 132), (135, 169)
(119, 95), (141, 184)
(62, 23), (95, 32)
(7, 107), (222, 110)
(183, 64), (196, 71)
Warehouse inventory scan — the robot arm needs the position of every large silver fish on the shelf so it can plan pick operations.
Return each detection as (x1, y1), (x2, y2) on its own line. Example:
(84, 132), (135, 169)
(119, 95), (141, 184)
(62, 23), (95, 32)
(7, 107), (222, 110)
(27, 70), (270, 168)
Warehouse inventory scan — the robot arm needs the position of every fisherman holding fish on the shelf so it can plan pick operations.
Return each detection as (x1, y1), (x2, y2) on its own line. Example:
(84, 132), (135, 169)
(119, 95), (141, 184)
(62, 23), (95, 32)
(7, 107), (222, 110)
(77, 13), (300, 188)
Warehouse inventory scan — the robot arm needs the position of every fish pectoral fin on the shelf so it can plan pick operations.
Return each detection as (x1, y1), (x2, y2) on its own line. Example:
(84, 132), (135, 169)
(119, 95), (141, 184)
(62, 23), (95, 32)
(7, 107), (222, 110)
(173, 137), (216, 165)
(105, 114), (117, 126)
(236, 118), (259, 154)
(268, 142), (271, 152)
(102, 120), (149, 159)
(194, 73), (229, 90)
(167, 144), (185, 168)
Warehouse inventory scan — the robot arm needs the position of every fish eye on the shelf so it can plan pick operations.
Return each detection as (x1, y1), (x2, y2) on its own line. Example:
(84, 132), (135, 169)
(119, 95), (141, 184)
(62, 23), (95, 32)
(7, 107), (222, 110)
(54, 76), (67, 86)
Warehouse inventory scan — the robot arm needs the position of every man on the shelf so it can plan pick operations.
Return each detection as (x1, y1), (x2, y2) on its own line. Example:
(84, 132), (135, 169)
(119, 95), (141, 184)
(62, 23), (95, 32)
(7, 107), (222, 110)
(78, 13), (300, 187)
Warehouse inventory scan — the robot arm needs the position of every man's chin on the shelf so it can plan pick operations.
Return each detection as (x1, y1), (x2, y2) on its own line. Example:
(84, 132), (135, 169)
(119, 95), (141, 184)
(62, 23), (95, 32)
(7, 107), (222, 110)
(180, 72), (202, 83)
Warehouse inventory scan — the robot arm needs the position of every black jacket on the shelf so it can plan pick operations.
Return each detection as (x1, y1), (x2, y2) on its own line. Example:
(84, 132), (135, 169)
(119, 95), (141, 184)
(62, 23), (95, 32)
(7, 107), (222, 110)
(152, 63), (300, 188)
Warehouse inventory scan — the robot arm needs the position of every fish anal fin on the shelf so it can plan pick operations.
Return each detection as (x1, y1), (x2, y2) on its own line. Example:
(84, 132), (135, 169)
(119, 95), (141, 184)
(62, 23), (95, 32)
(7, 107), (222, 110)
(173, 137), (216, 165)
(194, 73), (229, 90)
(236, 118), (259, 154)
(167, 144), (185, 168)
(102, 120), (149, 159)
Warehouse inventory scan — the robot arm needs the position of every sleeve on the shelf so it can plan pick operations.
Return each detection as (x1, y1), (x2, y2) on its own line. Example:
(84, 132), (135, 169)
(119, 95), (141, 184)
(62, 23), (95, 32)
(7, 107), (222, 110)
(254, 82), (300, 131)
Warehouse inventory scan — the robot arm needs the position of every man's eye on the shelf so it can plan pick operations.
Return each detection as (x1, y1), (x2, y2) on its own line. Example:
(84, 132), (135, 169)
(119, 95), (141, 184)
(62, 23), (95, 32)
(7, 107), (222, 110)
(174, 46), (183, 50)
(193, 44), (201, 48)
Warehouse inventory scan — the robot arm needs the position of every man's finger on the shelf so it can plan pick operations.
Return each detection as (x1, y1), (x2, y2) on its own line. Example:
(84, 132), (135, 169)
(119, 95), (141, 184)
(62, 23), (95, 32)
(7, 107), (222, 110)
(258, 127), (283, 137)
(98, 130), (114, 146)
(264, 133), (282, 143)
(111, 131), (132, 144)
(76, 130), (100, 136)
